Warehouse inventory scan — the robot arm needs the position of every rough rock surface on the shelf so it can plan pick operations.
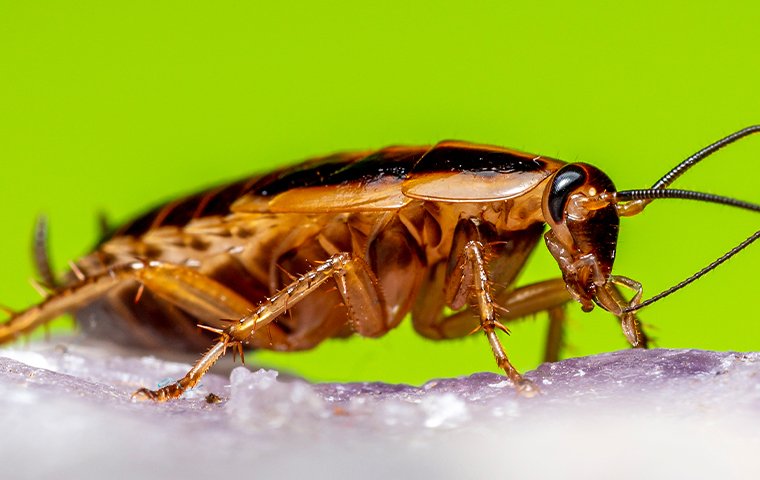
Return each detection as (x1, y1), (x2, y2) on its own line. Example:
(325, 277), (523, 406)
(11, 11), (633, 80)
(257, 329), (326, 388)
(1, 341), (759, 480)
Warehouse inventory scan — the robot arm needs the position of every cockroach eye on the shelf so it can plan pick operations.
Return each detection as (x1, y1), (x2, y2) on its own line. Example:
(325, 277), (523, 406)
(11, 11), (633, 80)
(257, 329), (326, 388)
(547, 165), (588, 223)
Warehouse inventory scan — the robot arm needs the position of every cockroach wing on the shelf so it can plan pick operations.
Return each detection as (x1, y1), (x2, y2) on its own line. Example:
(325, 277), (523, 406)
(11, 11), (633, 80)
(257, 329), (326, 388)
(243, 181), (412, 213)
(232, 147), (429, 213)
(228, 142), (565, 212)
(402, 141), (564, 202)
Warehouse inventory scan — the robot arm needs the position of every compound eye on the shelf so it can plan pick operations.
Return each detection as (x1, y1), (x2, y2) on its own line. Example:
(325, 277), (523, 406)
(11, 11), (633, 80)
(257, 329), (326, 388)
(547, 164), (588, 223)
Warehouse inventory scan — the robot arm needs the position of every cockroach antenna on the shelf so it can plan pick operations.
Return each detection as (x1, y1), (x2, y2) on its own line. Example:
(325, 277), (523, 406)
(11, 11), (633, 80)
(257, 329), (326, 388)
(651, 125), (760, 190)
(622, 229), (760, 313)
(616, 188), (760, 213)
(613, 184), (760, 312)
(612, 125), (760, 312)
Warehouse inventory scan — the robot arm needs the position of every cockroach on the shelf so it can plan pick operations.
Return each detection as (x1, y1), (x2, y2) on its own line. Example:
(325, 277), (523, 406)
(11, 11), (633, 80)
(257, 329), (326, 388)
(1, 127), (758, 401)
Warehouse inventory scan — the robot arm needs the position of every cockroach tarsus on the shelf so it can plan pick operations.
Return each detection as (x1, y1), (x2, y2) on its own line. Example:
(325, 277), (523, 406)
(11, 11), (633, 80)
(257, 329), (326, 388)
(2, 127), (758, 401)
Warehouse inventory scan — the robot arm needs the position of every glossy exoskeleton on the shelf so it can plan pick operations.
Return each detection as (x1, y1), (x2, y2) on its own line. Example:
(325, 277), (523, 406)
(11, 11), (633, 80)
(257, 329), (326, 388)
(2, 127), (758, 401)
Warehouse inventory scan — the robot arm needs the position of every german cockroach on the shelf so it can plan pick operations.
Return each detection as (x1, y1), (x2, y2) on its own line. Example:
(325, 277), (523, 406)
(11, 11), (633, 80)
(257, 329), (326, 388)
(1, 127), (758, 401)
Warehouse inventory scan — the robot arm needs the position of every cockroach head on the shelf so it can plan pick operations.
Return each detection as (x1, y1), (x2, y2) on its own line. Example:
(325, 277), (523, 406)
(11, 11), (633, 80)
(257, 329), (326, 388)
(542, 163), (620, 310)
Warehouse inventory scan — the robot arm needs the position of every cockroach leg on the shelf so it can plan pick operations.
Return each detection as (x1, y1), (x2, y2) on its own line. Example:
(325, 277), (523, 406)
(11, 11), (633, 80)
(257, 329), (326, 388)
(496, 279), (649, 353)
(594, 276), (648, 347)
(422, 278), (570, 362)
(1, 265), (127, 343)
(491, 279), (570, 362)
(457, 240), (538, 396)
(133, 339), (231, 401)
(544, 306), (566, 363)
(428, 275), (648, 361)
(608, 282), (649, 348)
(0, 260), (292, 347)
(133, 252), (388, 401)
(32, 215), (58, 289)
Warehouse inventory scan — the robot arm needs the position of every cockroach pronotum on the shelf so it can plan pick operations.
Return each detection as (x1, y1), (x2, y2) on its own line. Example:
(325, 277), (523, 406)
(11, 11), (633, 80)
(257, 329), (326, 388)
(1, 127), (758, 401)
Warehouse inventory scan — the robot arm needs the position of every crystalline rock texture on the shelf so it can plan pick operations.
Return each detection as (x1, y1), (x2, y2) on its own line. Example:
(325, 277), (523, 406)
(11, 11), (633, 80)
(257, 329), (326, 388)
(1, 342), (759, 480)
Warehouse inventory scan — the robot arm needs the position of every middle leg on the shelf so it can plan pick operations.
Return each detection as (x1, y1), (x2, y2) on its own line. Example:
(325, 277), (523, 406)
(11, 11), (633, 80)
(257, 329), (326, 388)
(133, 252), (388, 401)
(447, 240), (539, 395)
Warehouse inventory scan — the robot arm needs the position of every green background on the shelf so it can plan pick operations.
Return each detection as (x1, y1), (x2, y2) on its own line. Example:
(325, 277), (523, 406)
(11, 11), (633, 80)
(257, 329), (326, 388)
(1, 1), (758, 383)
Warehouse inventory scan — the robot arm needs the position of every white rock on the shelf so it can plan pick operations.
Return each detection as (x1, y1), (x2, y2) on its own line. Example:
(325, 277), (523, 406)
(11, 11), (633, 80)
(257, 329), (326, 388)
(1, 342), (759, 480)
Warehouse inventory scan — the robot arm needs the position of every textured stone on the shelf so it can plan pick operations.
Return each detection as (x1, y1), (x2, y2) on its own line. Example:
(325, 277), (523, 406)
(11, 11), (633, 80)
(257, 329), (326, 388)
(1, 341), (759, 480)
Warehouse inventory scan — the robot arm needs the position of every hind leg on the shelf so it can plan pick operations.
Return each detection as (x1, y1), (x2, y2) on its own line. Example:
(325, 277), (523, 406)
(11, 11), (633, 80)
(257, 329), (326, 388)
(0, 259), (292, 348)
